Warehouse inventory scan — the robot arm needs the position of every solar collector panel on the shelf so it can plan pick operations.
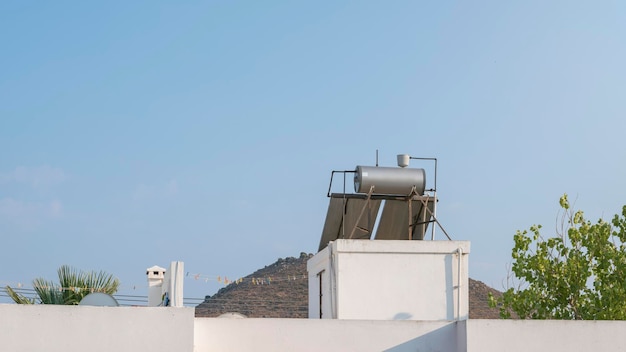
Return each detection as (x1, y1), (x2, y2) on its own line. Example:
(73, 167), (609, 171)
(374, 197), (435, 241)
(318, 196), (382, 251)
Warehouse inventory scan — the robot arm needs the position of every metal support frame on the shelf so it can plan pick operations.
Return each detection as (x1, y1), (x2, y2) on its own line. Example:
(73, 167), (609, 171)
(415, 194), (451, 240)
(407, 157), (438, 240)
(324, 161), (451, 242)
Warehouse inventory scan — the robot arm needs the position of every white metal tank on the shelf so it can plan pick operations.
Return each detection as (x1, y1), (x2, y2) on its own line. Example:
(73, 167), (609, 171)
(354, 166), (426, 195)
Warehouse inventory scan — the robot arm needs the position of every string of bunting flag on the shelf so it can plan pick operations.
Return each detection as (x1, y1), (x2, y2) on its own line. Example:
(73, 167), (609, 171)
(184, 272), (308, 285)
(0, 281), (147, 293)
(0, 270), (309, 293)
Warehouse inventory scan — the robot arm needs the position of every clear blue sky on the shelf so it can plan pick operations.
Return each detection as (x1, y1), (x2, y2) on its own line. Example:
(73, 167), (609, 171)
(2, 1), (625, 304)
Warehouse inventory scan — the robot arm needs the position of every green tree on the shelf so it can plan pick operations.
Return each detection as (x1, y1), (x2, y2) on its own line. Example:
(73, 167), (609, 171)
(5, 265), (120, 305)
(490, 194), (626, 320)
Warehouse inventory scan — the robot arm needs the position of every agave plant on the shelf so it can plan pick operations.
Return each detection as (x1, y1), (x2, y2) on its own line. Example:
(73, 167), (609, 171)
(5, 265), (120, 305)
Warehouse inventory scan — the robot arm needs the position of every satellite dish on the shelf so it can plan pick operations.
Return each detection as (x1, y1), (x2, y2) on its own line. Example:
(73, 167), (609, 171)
(79, 292), (120, 307)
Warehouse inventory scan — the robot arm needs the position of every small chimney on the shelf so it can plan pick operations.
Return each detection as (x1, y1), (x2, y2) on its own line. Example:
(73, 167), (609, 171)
(146, 265), (166, 307)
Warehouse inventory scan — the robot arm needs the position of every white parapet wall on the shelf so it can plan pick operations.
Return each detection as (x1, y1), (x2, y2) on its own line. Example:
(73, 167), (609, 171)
(4, 303), (626, 351)
(307, 239), (470, 320)
(194, 318), (465, 352)
(0, 304), (194, 352)
(467, 319), (626, 352)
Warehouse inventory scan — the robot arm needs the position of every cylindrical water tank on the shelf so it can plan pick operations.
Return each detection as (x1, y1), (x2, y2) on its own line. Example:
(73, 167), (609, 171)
(354, 166), (426, 195)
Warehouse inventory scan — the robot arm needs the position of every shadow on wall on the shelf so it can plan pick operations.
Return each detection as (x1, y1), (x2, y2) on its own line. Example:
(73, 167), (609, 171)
(393, 312), (413, 320)
(384, 321), (466, 352)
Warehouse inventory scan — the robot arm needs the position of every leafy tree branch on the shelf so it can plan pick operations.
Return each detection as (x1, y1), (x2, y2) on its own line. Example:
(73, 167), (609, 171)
(490, 194), (626, 320)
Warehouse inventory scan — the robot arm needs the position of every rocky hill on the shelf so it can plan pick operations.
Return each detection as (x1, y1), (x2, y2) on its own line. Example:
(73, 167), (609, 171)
(468, 277), (502, 319)
(195, 253), (502, 319)
(195, 253), (311, 318)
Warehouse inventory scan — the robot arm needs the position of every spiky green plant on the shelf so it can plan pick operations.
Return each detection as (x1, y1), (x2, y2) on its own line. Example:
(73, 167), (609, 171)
(5, 265), (120, 305)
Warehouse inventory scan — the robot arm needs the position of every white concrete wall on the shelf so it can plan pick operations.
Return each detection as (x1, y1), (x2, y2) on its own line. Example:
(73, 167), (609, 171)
(467, 319), (626, 352)
(308, 244), (335, 318)
(0, 304), (194, 352)
(5, 303), (626, 351)
(194, 318), (464, 352)
(308, 239), (470, 321)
